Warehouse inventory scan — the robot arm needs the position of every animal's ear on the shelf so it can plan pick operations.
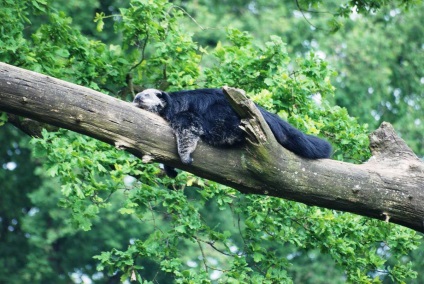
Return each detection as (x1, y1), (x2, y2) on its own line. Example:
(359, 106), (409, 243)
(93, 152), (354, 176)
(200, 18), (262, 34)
(157, 91), (168, 98)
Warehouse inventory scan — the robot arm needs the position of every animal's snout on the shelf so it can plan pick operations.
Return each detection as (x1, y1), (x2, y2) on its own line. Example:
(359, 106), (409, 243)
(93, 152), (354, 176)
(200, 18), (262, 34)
(133, 94), (143, 106)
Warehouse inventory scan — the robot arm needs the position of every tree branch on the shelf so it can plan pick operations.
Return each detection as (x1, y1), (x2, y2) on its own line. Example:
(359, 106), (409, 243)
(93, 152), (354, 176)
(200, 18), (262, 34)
(1, 62), (423, 232)
(7, 114), (58, 137)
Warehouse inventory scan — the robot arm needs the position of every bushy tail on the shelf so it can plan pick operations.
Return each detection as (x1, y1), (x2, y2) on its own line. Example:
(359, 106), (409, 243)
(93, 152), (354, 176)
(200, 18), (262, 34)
(259, 107), (332, 159)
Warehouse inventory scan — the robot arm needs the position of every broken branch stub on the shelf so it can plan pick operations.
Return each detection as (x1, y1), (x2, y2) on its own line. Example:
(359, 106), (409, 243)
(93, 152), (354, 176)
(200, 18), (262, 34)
(222, 86), (274, 146)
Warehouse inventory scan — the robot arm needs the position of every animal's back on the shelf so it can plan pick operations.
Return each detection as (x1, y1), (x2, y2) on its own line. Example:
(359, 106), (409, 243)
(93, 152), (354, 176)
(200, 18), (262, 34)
(167, 89), (229, 114)
(167, 89), (244, 146)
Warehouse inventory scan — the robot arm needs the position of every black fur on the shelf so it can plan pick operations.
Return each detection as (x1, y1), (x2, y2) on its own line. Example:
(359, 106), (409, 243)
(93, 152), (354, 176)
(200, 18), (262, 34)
(134, 88), (331, 176)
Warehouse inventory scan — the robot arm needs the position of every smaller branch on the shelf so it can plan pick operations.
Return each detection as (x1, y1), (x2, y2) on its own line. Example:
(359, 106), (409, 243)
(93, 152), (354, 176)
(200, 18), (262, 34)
(293, 0), (333, 32)
(126, 73), (134, 98)
(237, 212), (248, 253)
(168, 5), (217, 31)
(294, 0), (336, 15)
(126, 32), (150, 98)
(148, 201), (158, 230)
(129, 32), (149, 73)
(205, 241), (237, 257)
(194, 236), (209, 273)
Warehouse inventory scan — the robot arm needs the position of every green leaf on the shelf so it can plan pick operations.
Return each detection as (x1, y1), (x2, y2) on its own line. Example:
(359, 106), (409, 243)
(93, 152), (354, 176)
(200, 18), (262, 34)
(0, 112), (8, 126)
(253, 252), (265, 263)
(46, 164), (59, 177)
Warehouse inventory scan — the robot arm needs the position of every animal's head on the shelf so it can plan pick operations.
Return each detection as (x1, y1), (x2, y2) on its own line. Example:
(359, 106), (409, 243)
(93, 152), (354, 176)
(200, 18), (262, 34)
(133, 89), (168, 113)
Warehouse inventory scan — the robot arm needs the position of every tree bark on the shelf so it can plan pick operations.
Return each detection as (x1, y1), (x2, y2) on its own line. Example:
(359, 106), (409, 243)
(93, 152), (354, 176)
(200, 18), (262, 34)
(1, 62), (423, 232)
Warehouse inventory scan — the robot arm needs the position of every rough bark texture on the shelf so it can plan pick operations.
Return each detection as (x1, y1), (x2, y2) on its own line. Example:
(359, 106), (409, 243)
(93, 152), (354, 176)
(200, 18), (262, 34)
(1, 62), (423, 232)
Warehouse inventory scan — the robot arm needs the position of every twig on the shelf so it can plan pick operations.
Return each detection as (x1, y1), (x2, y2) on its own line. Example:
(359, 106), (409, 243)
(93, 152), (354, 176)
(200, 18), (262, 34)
(168, 5), (217, 31)
(194, 236), (209, 273)
(129, 32), (149, 73)
(294, 0), (332, 32)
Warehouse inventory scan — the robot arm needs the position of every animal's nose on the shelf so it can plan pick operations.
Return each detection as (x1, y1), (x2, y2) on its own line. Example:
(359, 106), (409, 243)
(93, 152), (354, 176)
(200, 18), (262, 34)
(133, 97), (142, 107)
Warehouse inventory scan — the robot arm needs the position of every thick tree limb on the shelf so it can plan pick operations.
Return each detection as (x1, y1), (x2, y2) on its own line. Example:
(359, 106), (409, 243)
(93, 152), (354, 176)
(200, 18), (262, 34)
(1, 62), (423, 232)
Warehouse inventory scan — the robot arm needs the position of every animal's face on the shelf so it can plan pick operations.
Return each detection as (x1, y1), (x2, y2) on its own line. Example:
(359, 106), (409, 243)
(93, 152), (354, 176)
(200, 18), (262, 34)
(133, 89), (167, 113)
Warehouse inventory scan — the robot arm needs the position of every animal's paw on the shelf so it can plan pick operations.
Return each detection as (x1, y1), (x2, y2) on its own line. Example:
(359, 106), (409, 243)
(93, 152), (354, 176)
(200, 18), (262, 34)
(180, 154), (193, 165)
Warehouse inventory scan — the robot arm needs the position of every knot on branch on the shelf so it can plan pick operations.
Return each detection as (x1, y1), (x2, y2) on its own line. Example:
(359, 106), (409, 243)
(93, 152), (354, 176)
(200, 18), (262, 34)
(222, 86), (274, 145)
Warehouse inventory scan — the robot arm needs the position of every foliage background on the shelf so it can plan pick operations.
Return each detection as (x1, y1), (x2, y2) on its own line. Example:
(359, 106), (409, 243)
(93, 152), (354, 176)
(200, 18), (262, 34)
(0, 0), (423, 283)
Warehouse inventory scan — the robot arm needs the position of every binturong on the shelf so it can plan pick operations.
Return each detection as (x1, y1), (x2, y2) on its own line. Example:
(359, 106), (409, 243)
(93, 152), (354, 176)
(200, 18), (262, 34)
(133, 88), (332, 177)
